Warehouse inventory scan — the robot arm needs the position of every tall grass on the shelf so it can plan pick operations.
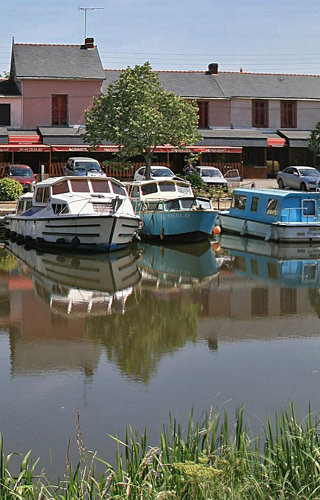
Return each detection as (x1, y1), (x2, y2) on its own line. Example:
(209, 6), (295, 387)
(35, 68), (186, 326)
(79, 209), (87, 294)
(1, 404), (320, 499)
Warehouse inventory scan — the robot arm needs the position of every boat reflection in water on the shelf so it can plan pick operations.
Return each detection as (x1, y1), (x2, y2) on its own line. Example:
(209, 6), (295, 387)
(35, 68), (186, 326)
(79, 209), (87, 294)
(6, 242), (141, 316)
(138, 239), (224, 288)
(219, 234), (320, 287)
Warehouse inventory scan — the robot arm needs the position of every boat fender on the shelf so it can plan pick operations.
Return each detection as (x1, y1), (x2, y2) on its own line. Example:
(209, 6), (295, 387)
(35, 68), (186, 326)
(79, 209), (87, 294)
(16, 234), (25, 245)
(4, 229), (10, 240)
(10, 231), (17, 243)
(71, 236), (80, 248)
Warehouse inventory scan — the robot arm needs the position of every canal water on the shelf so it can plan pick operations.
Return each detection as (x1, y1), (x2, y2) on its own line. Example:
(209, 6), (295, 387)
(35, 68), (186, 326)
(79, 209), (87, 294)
(1, 235), (320, 476)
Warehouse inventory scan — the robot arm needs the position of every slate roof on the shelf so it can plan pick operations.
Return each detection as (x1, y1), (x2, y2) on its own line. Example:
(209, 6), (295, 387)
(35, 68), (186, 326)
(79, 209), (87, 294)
(200, 128), (268, 147)
(0, 79), (20, 97)
(38, 126), (86, 145)
(11, 43), (106, 80)
(103, 68), (320, 100)
(103, 69), (224, 98)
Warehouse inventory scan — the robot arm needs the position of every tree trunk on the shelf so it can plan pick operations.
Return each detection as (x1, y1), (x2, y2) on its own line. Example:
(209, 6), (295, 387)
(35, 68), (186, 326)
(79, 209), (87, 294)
(145, 153), (152, 180)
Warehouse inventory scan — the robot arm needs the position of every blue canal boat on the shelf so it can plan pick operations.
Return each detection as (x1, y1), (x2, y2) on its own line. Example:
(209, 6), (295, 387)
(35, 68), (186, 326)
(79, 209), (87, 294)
(215, 187), (320, 242)
(126, 179), (217, 242)
(219, 234), (320, 288)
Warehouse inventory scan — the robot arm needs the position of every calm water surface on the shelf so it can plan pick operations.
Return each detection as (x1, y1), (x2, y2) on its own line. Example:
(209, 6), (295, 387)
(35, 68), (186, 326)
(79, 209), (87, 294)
(1, 235), (320, 476)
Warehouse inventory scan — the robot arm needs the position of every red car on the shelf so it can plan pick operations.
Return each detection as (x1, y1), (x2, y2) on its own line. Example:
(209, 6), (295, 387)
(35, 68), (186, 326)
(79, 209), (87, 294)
(7, 164), (37, 192)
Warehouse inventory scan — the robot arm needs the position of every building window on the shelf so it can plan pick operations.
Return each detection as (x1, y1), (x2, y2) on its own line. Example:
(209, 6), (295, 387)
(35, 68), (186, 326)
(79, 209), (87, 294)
(197, 101), (209, 128)
(0, 104), (10, 126)
(52, 94), (68, 125)
(281, 101), (297, 128)
(252, 100), (268, 128)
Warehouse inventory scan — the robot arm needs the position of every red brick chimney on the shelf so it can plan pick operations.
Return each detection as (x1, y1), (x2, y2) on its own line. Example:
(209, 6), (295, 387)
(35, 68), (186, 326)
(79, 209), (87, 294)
(208, 63), (218, 74)
(84, 37), (94, 49)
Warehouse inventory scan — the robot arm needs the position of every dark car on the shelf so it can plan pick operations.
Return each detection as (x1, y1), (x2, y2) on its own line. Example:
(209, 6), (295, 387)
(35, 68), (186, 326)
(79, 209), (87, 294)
(277, 166), (320, 191)
(7, 164), (36, 192)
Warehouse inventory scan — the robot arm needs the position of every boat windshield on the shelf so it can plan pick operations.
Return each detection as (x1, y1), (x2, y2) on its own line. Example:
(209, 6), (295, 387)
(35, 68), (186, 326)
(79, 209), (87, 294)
(141, 184), (158, 196)
(177, 184), (193, 195)
(159, 182), (176, 192)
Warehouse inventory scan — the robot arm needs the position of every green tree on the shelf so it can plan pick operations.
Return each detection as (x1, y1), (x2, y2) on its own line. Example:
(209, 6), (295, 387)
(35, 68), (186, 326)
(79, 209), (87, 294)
(85, 62), (201, 179)
(308, 121), (320, 156)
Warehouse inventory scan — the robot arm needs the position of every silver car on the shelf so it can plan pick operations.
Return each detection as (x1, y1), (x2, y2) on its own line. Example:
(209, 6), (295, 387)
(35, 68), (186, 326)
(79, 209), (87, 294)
(277, 166), (320, 191)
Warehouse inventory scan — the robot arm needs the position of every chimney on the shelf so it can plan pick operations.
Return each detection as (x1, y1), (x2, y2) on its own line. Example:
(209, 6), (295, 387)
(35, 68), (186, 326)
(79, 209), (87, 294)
(208, 63), (218, 74)
(84, 37), (94, 49)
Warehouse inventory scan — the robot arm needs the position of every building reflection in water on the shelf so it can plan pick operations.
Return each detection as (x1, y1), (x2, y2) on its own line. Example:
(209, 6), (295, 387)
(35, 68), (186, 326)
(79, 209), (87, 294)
(2, 235), (320, 384)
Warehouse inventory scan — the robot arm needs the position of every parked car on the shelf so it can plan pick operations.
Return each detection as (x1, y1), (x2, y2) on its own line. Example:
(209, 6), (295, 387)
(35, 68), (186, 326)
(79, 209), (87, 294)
(64, 157), (106, 177)
(134, 166), (175, 181)
(277, 166), (320, 191)
(195, 166), (229, 191)
(6, 164), (36, 192)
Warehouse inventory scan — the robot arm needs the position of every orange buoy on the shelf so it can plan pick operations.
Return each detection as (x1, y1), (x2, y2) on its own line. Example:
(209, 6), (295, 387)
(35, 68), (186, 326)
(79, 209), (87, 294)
(213, 225), (221, 235)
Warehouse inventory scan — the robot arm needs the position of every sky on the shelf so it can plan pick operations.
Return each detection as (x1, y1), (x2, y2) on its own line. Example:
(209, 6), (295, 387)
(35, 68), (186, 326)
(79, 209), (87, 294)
(1, 0), (320, 76)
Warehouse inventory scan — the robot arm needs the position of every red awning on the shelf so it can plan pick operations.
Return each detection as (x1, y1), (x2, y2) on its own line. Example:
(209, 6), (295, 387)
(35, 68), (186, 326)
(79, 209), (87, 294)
(0, 145), (50, 152)
(267, 137), (286, 147)
(8, 134), (42, 145)
(51, 145), (120, 152)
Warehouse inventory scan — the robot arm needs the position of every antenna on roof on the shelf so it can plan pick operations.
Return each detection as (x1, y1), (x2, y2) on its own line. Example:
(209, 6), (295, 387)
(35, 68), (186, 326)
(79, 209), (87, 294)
(78, 6), (104, 39)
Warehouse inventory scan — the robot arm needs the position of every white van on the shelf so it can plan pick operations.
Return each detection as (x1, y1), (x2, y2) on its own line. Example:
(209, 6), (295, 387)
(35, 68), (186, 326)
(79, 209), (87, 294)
(64, 157), (106, 177)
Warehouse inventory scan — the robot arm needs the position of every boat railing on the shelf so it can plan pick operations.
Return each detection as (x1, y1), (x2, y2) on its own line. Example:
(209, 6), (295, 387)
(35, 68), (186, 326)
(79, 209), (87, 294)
(281, 207), (320, 223)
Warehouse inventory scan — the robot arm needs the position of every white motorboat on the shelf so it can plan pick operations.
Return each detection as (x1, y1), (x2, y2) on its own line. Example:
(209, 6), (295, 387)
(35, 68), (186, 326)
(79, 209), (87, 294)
(4, 176), (141, 252)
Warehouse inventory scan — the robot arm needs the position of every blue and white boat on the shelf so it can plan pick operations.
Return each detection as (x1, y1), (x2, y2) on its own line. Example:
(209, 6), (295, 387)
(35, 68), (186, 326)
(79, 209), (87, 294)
(138, 240), (224, 286)
(126, 178), (217, 242)
(219, 233), (320, 288)
(215, 187), (320, 243)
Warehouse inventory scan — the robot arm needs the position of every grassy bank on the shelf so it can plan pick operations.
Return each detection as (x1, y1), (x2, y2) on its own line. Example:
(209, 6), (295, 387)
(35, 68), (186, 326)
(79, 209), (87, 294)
(2, 404), (320, 499)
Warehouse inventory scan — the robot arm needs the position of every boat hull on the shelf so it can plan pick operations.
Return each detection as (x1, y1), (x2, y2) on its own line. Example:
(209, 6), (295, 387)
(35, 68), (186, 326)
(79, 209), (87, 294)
(218, 213), (320, 243)
(139, 210), (217, 242)
(4, 213), (140, 252)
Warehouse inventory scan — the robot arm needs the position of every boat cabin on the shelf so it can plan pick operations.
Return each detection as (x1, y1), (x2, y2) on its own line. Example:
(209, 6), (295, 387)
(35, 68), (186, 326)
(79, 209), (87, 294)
(18, 176), (128, 216)
(229, 188), (320, 223)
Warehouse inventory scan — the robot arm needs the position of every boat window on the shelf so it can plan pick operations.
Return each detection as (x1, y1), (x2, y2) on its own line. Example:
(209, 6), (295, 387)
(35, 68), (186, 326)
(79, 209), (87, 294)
(130, 186), (140, 198)
(266, 198), (278, 216)
(166, 200), (180, 210)
(52, 203), (69, 214)
(233, 256), (246, 271)
(303, 264), (317, 282)
(250, 196), (259, 212)
(177, 184), (193, 195)
(159, 182), (175, 192)
(91, 180), (110, 193)
(146, 201), (160, 210)
(70, 180), (90, 193)
(233, 194), (247, 210)
(43, 188), (50, 203)
(111, 182), (126, 196)
(35, 187), (50, 203)
(302, 199), (316, 216)
(141, 184), (158, 195)
(267, 262), (278, 279)
(180, 199), (196, 209)
(250, 259), (259, 275)
(52, 180), (69, 195)
(195, 199), (212, 210)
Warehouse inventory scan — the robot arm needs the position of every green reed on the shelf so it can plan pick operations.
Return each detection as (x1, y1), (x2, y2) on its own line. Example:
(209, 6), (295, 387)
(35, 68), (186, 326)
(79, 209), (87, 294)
(1, 404), (320, 499)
